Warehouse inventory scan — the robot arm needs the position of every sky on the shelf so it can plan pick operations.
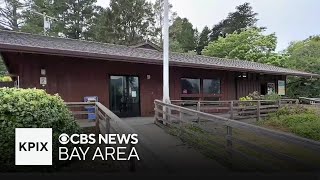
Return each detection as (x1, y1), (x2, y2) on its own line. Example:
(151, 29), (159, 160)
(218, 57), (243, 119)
(96, 0), (320, 52)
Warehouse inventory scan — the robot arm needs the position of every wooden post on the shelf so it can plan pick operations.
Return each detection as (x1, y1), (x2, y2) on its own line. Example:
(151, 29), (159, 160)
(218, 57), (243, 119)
(278, 99), (281, 109)
(154, 102), (159, 122)
(226, 125), (233, 168)
(95, 105), (100, 135)
(229, 101), (234, 119)
(105, 116), (110, 134)
(196, 101), (201, 122)
(257, 100), (261, 121)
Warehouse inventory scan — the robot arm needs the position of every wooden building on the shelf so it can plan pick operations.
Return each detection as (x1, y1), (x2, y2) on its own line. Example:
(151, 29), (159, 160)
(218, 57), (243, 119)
(0, 30), (316, 117)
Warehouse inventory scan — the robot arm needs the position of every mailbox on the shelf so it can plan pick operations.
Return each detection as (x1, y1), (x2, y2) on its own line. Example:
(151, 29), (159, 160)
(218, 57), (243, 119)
(84, 96), (98, 121)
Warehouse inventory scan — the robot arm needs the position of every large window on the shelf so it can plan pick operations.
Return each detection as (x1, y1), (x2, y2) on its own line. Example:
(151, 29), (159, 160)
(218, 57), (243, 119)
(203, 79), (221, 94)
(181, 78), (200, 94)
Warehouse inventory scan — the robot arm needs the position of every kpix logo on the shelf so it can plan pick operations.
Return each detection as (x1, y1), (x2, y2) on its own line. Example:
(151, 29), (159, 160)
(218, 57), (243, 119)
(15, 128), (52, 165)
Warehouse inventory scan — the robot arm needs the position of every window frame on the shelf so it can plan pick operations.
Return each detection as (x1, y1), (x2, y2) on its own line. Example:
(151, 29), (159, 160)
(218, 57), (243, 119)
(180, 77), (223, 100)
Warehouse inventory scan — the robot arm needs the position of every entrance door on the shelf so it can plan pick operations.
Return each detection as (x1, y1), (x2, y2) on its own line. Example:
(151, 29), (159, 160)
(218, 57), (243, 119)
(110, 76), (140, 117)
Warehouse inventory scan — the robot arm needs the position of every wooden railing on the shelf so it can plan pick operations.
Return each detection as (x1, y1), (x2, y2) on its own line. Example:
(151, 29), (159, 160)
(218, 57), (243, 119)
(65, 102), (139, 171)
(155, 99), (320, 171)
(171, 99), (299, 121)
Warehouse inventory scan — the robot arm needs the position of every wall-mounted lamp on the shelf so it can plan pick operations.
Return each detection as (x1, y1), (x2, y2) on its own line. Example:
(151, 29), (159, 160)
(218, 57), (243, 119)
(147, 74), (151, 79)
(41, 68), (46, 75)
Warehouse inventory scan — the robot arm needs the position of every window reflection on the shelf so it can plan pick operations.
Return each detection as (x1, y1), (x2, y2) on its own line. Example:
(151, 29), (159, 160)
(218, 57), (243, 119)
(203, 79), (221, 94)
(181, 78), (200, 94)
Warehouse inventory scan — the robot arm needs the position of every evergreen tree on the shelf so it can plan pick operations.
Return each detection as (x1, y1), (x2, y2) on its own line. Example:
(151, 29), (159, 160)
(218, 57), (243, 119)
(0, 0), (23, 30)
(209, 3), (260, 41)
(21, 0), (66, 36)
(62, 0), (99, 39)
(93, 0), (155, 45)
(196, 26), (211, 55)
(169, 17), (196, 52)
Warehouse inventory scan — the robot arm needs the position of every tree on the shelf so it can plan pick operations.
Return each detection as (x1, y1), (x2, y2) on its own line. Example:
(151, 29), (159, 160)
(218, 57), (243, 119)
(169, 17), (196, 52)
(0, 56), (7, 76)
(153, 0), (177, 44)
(202, 28), (281, 65)
(209, 3), (259, 41)
(61, 0), (99, 39)
(20, 0), (66, 36)
(93, 0), (155, 45)
(0, 0), (24, 30)
(196, 26), (211, 55)
(284, 36), (320, 98)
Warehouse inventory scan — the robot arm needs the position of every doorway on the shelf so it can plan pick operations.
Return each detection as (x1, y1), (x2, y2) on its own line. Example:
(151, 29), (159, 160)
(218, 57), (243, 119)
(110, 76), (140, 117)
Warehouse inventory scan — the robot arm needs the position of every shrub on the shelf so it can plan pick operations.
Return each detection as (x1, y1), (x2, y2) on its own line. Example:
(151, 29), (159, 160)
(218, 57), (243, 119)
(0, 88), (81, 172)
(261, 106), (320, 141)
(0, 76), (12, 82)
(264, 92), (281, 101)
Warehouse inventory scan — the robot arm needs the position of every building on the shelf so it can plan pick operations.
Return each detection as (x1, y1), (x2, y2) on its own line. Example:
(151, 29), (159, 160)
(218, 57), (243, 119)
(0, 30), (317, 117)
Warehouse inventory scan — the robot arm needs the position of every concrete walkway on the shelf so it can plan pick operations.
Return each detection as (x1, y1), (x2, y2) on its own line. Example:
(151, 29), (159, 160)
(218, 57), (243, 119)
(122, 117), (227, 174)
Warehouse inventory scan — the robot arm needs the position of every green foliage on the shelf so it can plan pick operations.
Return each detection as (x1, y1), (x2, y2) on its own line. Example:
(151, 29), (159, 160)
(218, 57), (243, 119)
(0, 88), (81, 171)
(93, 0), (155, 45)
(261, 106), (320, 141)
(0, 76), (12, 82)
(209, 2), (260, 41)
(0, 56), (7, 76)
(0, 0), (23, 30)
(169, 17), (197, 52)
(196, 26), (211, 55)
(264, 92), (281, 101)
(203, 28), (282, 65)
(284, 36), (320, 98)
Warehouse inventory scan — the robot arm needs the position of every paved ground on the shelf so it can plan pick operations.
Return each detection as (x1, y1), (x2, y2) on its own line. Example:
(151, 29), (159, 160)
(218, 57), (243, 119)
(122, 117), (227, 174)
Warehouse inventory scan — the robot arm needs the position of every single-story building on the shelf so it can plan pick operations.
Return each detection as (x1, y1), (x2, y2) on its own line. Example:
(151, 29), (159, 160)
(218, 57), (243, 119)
(0, 30), (317, 117)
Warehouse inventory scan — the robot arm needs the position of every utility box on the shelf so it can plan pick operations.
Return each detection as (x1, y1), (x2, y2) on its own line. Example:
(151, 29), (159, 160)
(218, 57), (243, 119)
(84, 96), (98, 121)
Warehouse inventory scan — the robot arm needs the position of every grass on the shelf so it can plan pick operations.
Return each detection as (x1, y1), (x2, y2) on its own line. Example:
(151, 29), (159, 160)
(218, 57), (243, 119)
(257, 105), (320, 141)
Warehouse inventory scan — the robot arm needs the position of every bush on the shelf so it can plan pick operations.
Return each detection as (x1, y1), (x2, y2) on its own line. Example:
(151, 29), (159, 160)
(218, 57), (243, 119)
(0, 88), (81, 172)
(0, 76), (12, 82)
(264, 92), (281, 101)
(261, 106), (320, 141)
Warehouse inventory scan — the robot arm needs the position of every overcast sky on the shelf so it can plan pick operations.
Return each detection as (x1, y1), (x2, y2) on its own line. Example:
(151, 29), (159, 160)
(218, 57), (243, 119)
(96, 0), (320, 51)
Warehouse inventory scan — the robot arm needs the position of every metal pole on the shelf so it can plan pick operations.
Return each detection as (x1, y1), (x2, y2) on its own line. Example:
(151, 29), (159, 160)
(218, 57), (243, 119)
(43, 13), (46, 35)
(162, 0), (170, 104)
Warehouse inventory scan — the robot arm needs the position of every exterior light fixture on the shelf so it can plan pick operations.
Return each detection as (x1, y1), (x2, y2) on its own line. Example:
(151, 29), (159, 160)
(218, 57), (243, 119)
(41, 68), (46, 75)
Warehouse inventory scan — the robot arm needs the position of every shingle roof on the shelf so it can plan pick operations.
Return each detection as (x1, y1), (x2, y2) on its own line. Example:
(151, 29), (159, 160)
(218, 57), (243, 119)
(0, 30), (317, 77)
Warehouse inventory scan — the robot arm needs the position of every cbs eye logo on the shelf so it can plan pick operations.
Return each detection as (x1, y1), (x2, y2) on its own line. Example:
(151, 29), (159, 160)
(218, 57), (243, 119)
(59, 133), (70, 145)
(59, 133), (96, 145)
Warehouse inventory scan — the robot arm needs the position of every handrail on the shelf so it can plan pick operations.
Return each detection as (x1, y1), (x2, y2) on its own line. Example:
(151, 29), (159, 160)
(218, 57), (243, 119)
(66, 101), (167, 172)
(155, 99), (320, 170)
(155, 100), (320, 149)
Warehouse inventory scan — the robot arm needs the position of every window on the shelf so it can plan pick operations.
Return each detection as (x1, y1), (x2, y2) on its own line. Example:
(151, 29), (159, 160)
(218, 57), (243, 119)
(203, 79), (221, 94)
(181, 78), (200, 94)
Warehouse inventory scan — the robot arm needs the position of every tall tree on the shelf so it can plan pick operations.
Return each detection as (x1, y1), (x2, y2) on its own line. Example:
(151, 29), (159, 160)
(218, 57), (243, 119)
(153, 0), (177, 44)
(169, 17), (196, 53)
(21, 0), (66, 36)
(202, 28), (285, 66)
(209, 3), (259, 41)
(93, 0), (155, 45)
(0, 0), (24, 30)
(284, 36), (320, 98)
(61, 0), (98, 39)
(196, 26), (211, 55)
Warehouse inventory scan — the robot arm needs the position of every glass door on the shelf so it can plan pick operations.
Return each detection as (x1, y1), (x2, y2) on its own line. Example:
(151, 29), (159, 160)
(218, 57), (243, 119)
(110, 76), (140, 117)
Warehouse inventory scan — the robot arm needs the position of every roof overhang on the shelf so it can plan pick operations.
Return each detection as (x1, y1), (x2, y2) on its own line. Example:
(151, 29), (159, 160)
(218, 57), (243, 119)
(0, 43), (318, 78)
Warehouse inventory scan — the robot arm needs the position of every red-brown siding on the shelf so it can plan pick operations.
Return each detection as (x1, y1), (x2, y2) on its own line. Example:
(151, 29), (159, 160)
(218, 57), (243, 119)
(2, 52), (285, 116)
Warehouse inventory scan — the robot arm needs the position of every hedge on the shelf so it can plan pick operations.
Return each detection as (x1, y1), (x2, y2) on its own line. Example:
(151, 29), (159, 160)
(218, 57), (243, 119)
(0, 88), (81, 172)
